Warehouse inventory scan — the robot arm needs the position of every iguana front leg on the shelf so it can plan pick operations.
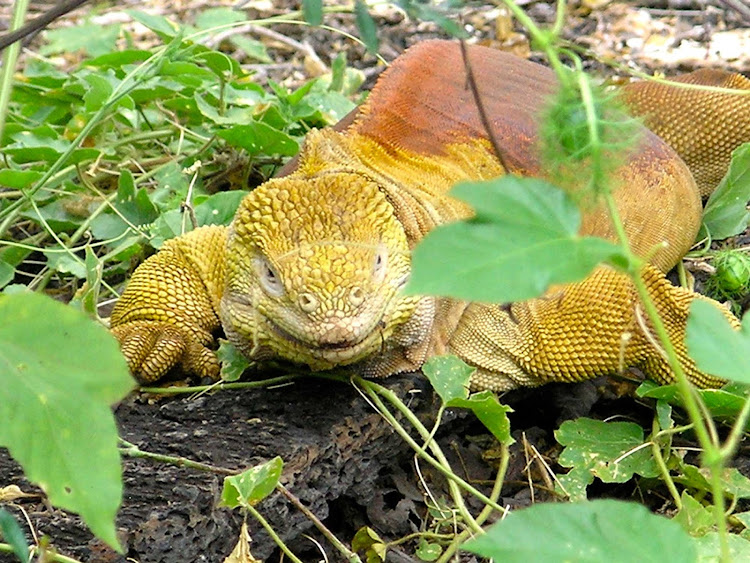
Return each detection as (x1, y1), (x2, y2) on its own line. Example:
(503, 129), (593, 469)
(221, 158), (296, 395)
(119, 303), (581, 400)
(110, 226), (227, 383)
(449, 264), (736, 391)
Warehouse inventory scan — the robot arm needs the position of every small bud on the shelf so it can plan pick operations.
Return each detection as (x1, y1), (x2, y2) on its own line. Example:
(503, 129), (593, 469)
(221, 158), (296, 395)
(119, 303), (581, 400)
(713, 250), (750, 295)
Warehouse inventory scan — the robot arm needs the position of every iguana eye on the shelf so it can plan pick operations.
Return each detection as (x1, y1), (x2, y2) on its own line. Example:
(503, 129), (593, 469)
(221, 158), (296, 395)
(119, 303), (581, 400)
(255, 257), (284, 297)
(373, 248), (387, 284)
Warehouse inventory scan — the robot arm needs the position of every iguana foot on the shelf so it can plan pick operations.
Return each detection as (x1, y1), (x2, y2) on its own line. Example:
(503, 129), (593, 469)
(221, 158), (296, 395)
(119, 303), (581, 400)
(111, 320), (220, 384)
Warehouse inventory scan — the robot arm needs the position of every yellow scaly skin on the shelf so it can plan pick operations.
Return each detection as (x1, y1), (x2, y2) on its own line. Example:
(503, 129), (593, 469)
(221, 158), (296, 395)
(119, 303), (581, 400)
(111, 42), (749, 390)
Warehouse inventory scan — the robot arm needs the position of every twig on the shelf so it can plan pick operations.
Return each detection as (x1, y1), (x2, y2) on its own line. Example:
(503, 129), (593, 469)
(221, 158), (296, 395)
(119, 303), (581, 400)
(0, 0), (89, 52)
(277, 484), (362, 563)
(714, 0), (750, 24)
(118, 438), (235, 475)
(458, 40), (510, 174)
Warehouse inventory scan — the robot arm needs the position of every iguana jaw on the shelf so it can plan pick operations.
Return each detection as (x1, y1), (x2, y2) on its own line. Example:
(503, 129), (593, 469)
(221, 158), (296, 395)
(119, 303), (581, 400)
(220, 290), (416, 369)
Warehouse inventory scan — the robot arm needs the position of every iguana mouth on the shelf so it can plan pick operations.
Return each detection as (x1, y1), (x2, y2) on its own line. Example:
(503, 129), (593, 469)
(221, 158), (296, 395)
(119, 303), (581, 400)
(263, 315), (380, 363)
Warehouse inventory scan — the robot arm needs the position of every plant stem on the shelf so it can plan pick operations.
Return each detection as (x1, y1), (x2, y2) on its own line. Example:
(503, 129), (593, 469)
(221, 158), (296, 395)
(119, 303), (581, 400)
(359, 379), (482, 534)
(244, 504), (304, 563)
(354, 377), (506, 518)
(720, 395), (750, 459)
(435, 443), (512, 562)
(277, 484), (362, 563)
(603, 181), (729, 561)
(475, 444), (510, 527)
(0, 542), (82, 563)
(0, 0), (29, 144)
(651, 418), (682, 510)
(138, 374), (299, 394)
(118, 438), (234, 474)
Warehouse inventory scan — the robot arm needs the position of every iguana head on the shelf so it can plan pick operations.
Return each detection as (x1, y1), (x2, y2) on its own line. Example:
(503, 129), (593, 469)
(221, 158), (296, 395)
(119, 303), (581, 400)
(221, 170), (420, 371)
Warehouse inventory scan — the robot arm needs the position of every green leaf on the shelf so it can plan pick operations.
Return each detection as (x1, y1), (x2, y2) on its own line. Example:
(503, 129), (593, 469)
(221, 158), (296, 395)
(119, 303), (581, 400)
(126, 10), (180, 39)
(69, 247), (103, 317)
(221, 457), (283, 509)
(687, 300), (750, 383)
(720, 468), (750, 499)
(44, 250), (86, 279)
(193, 191), (249, 225)
(82, 73), (114, 112)
(151, 190), (249, 247)
(329, 52), (347, 93)
(0, 169), (42, 189)
(302, 0), (323, 26)
(694, 531), (750, 562)
(638, 382), (750, 425)
(42, 24), (120, 57)
(84, 49), (152, 68)
(421, 355), (473, 404)
(735, 511), (750, 530)
(416, 538), (442, 561)
(0, 293), (135, 550)
(90, 169), (159, 240)
(194, 7), (246, 29)
(23, 199), (83, 233)
(0, 508), (29, 563)
(217, 122), (298, 156)
(422, 357), (513, 445)
(230, 36), (272, 63)
(194, 48), (242, 80)
(656, 399), (673, 431)
(217, 340), (251, 382)
(354, 0), (379, 53)
(0, 260), (14, 289)
(674, 491), (717, 537)
(407, 176), (623, 303)
(677, 464), (750, 502)
(462, 499), (695, 562)
(447, 391), (514, 445)
(703, 143), (750, 240)
(555, 418), (659, 498)
(352, 526), (387, 562)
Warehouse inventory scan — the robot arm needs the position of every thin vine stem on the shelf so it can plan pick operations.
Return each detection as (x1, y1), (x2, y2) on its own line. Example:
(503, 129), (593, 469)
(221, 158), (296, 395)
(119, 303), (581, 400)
(244, 504), (304, 563)
(599, 80), (731, 563)
(0, 0), (30, 143)
(498, 0), (734, 558)
(138, 374), (300, 394)
(355, 378), (482, 534)
(0, 543), (83, 563)
(277, 484), (362, 563)
(436, 443), (511, 563)
(354, 377), (506, 516)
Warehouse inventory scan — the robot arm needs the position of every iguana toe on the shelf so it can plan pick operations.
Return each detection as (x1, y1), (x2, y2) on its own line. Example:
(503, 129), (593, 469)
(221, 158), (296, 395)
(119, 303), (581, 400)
(112, 321), (219, 383)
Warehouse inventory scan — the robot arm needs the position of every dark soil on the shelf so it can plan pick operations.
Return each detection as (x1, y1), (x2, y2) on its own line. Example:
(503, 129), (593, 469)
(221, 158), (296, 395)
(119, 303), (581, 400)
(0, 369), (695, 562)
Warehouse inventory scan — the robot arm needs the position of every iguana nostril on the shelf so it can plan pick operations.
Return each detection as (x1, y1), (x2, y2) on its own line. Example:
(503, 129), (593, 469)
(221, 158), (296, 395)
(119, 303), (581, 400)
(298, 292), (319, 313)
(349, 286), (365, 307)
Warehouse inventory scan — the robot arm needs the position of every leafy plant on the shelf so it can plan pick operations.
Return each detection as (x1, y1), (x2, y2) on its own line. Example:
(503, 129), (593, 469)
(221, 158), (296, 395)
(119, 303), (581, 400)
(0, 6), (361, 558)
(463, 499), (696, 562)
(0, 292), (134, 550)
(555, 418), (660, 501)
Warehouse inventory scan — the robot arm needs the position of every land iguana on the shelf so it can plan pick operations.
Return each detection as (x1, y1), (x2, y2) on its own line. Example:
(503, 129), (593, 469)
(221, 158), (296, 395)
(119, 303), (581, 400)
(110, 40), (750, 391)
